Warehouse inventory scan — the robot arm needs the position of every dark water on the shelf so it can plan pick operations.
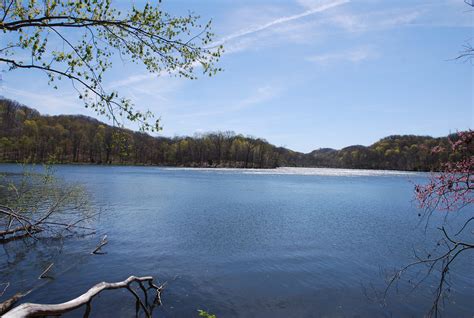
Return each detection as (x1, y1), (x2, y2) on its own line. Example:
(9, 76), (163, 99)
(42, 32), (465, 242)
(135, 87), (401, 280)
(1, 165), (473, 317)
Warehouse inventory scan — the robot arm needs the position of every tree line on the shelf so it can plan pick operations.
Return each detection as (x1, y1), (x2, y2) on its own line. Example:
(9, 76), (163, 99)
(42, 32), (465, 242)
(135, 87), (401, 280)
(0, 98), (468, 171)
(0, 98), (304, 168)
(308, 134), (459, 171)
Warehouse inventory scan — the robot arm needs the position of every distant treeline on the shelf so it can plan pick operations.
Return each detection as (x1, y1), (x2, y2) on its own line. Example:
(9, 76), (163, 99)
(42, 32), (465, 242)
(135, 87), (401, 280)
(0, 98), (468, 171)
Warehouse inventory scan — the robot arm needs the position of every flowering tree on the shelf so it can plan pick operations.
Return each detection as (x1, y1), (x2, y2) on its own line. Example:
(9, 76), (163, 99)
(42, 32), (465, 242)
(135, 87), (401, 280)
(415, 130), (473, 212)
(386, 130), (473, 317)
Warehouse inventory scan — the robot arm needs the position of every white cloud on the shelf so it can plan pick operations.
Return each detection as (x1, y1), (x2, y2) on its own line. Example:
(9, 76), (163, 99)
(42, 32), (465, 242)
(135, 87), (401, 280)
(307, 46), (378, 64)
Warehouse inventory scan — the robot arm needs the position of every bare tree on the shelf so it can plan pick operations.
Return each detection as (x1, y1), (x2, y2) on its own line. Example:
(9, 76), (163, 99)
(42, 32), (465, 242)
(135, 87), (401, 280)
(0, 165), (93, 243)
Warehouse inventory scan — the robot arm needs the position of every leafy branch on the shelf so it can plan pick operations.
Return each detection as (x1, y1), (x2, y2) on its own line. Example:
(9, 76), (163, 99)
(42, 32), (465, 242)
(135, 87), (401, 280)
(0, 0), (222, 131)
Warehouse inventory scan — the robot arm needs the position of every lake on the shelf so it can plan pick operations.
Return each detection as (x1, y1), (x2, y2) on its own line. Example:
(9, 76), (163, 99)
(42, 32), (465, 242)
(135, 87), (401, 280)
(0, 165), (473, 317)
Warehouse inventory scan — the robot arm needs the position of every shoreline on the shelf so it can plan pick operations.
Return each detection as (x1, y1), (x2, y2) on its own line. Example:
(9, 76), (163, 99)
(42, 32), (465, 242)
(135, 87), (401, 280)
(0, 162), (427, 175)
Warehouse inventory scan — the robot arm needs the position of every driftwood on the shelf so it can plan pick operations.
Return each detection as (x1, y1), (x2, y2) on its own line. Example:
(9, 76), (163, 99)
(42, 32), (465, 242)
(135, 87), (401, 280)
(2, 276), (164, 318)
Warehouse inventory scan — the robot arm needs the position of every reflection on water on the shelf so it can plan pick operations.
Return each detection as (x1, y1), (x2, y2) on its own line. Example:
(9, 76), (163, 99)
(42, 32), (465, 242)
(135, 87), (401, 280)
(0, 165), (472, 317)
(163, 166), (422, 176)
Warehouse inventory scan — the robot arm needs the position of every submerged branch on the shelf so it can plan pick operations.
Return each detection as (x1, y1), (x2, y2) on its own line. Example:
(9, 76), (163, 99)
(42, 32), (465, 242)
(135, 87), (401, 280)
(91, 235), (108, 254)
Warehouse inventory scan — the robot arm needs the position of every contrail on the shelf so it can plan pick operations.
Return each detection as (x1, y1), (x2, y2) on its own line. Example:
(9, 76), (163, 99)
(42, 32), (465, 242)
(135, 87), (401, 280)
(216, 0), (350, 45)
(112, 1), (351, 87)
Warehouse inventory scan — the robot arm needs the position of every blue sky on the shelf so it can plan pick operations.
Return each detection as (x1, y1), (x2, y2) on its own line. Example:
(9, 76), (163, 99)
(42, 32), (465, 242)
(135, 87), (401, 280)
(1, 0), (473, 152)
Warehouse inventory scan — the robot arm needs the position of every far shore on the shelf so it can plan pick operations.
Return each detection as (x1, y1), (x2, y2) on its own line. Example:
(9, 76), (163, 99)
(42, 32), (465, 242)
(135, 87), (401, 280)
(0, 161), (427, 174)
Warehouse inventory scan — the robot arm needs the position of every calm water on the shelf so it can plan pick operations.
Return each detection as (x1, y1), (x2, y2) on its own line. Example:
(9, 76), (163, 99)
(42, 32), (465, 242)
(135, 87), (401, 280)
(0, 165), (473, 317)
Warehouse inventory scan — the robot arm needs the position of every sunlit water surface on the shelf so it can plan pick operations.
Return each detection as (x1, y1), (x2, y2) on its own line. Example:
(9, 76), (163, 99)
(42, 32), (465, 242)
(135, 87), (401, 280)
(0, 165), (472, 317)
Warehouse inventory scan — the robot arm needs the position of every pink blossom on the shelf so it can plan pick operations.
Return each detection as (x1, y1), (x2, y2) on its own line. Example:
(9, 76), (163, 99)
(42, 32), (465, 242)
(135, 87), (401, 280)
(416, 130), (473, 211)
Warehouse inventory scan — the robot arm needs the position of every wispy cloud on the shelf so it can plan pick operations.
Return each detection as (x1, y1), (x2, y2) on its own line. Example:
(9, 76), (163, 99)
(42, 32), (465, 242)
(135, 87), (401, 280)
(217, 2), (428, 55)
(221, 0), (472, 54)
(297, 0), (341, 10)
(108, 73), (156, 89)
(215, 0), (350, 46)
(234, 85), (279, 111)
(307, 46), (378, 64)
(330, 10), (422, 32)
(1, 86), (83, 115)
(112, 1), (427, 90)
(172, 85), (280, 119)
(327, 1), (473, 33)
(111, 1), (348, 89)
(107, 59), (205, 89)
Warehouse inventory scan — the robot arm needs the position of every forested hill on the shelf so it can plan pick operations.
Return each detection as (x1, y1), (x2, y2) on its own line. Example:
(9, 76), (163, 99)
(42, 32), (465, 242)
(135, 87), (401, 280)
(0, 98), (466, 171)
(0, 98), (305, 168)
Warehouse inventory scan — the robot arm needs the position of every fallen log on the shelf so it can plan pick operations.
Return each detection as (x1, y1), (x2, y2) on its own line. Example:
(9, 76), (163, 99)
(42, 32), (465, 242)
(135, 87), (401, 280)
(3, 276), (164, 318)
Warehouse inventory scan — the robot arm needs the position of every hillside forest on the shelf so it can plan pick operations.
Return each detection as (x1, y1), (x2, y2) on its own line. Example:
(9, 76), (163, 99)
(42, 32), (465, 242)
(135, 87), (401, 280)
(0, 98), (468, 171)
